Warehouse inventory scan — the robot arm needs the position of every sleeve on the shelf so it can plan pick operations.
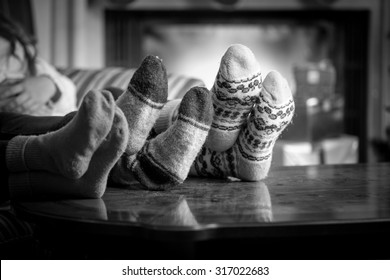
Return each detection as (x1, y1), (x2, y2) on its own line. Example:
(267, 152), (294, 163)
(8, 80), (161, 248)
(34, 57), (77, 116)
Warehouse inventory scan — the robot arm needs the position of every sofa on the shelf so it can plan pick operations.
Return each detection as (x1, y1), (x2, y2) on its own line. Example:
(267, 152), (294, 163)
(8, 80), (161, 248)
(60, 67), (205, 106)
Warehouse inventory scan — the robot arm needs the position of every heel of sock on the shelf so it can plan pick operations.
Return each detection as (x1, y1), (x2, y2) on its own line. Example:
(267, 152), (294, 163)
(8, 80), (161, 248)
(131, 143), (183, 191)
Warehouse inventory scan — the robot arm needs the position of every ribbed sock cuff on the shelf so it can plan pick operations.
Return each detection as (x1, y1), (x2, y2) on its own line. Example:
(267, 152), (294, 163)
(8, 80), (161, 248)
(153, 99), (181, 134)
(8, 173), (33, 199)
(6, 136), (32, 172)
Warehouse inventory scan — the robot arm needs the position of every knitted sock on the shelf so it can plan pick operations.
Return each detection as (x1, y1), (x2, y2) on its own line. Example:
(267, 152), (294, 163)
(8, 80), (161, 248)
(6, 90), (115, 179)
(205, 44), (262, 152)
(116, 55), (168, 155)
(152, 44), (262, 141)
(153, 99), (182, 134)
(9, 107), (128, 199)
(130, 86), (213, 190)
(190, 71), (294, 181)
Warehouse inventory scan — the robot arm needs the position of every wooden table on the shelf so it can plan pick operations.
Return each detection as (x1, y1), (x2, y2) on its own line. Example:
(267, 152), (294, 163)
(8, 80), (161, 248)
(12, 163), (390, 259)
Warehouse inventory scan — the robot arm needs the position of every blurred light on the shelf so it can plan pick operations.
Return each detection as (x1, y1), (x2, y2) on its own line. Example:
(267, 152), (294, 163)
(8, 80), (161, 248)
(306, 97), (319, 107)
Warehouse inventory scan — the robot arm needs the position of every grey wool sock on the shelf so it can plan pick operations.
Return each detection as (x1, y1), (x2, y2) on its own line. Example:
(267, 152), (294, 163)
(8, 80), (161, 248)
(110, 55), (168, 186)
(9, 107), (128, 199)
(116, 55), (168, 155)
(153, 99), (182, 134)
(190, 71), (294, 181)
(6, 90), (115, 179)
(130, 86), (213, 190)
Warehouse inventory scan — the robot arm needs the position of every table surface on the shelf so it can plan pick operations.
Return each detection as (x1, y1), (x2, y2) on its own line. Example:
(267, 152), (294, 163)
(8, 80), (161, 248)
(13, 163), (390, 241)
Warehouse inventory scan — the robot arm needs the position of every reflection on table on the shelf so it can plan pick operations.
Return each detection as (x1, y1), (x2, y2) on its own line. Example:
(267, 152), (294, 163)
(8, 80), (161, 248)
(13, 163), (390, 233)
(11, 163), (390, 259)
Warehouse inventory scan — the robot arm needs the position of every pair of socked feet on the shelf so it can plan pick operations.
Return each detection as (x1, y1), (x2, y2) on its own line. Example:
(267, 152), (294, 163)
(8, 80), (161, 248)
(6, 44), (294, 199)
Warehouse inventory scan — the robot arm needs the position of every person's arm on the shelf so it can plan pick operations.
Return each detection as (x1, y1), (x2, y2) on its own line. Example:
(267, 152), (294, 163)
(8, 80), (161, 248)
(0, 58), (77, 116)
(0, 76), (56, 114)
(34, 57), (77, 116)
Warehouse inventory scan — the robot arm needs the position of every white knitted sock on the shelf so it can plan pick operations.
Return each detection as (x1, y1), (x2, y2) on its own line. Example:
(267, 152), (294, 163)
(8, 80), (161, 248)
(205, 44), (262, 152)
(190, 71), (294, 181)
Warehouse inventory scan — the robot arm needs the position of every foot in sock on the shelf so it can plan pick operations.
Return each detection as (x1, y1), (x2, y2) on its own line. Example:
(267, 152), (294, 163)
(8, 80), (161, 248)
(191, 70), (294, 181)
(8, 107), (129, 199)
(6, 90), (115, 179)
(153, 44), (262, 148)
(116, 55), (168, 155)
(129, 86), (213, 190)
(206, 44), (262, 152)
(110, 55), (168, 186)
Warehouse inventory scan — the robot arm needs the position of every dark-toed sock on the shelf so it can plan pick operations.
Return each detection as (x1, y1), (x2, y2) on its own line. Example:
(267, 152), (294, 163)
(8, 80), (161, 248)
(130, 86), (213, 190)
(116, 55), (168, 155)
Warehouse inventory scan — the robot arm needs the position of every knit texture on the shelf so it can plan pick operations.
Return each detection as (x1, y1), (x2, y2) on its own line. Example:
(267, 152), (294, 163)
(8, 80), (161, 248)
(153, 99), (181, 134)
(205, 44), (262, 152)
(190, 70), (294, 181)
(6, 90), (115, 179)
(116, 55), (168, 155)
(5, 136), (30, 172)
(131, 86), (213, 190)
(8, 107), (128, 199)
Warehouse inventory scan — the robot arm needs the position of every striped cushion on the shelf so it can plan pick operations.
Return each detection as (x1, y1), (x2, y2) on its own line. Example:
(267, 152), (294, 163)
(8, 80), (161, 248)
(60, 67), (205, 106)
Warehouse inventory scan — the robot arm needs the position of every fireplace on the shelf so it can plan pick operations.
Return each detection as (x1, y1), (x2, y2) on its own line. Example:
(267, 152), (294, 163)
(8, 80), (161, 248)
(104, 0), (386, 164)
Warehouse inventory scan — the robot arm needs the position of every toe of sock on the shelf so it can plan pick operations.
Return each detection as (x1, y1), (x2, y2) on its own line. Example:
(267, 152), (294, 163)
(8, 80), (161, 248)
(130, 55), (168, 103)
(262, 71), (292, 105)
(178, 87), (213, 126)
(219, 44), (261, 81)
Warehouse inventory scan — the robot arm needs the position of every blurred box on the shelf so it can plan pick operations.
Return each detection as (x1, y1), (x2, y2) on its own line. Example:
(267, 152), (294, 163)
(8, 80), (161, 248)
(321, 135), (358, 164)
(272, 135), (358, 167)
(281, 61), (342, 143)
(293, 61), (336, 100)
(280, 95), (344, 143)
(272, 140), (321, 167)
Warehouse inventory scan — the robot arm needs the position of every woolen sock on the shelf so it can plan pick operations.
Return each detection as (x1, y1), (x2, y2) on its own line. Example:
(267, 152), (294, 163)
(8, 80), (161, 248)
(190, 71), (294, 181)
(205, 44), (262, 152)
(130, 86), (213, 190)
(116, 55), (168, 155)
(9, 107), (128, 199)
(153, 99), (182, 134)
(6, 90), (115, 179)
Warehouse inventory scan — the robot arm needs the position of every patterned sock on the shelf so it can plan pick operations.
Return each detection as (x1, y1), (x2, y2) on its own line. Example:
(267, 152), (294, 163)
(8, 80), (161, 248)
(152, 44), (262, 141)
(116, 55), (168, 155)
(190, 71), (294, 181)
(6, 90), (115, 179)
(130, 86), (213, 190)
(9, 107), (128, 199)
(205, 44), (262, 152)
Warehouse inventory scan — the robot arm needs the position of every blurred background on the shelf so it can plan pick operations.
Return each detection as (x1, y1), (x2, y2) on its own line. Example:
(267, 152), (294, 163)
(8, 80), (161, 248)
(2, 0), (390, 167)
